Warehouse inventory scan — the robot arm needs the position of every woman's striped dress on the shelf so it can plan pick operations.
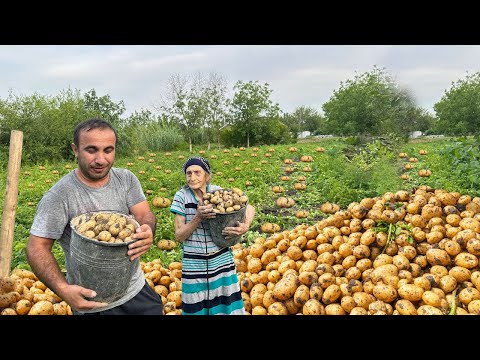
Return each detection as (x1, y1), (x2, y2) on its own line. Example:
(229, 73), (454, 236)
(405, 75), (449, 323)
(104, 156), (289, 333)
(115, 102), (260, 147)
(170, 184), (246, 315)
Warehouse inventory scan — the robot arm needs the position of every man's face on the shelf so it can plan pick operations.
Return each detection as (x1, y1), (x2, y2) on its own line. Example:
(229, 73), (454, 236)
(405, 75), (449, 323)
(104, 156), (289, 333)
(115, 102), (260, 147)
(72, 127), (116, 182)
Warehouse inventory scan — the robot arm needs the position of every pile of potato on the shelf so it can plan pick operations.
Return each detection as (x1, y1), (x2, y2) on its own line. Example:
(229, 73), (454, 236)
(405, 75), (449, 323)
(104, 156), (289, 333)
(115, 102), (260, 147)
(0, 269), (72, 315)
(72, 212), (138, 243)
(0, 262), (181, 315)
(235, 186), (480, 315)
(6, 186), (480, 315)
(141, 260), (183, 315)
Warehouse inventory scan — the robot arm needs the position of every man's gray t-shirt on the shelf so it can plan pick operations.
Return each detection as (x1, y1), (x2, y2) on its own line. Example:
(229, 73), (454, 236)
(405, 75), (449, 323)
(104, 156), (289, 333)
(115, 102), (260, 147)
(30, 167), (147, 313)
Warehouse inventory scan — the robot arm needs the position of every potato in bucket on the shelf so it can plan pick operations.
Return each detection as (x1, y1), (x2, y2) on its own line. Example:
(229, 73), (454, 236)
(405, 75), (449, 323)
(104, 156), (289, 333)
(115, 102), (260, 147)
(69, 211), (140, 303)
(204, 188), (248, 248)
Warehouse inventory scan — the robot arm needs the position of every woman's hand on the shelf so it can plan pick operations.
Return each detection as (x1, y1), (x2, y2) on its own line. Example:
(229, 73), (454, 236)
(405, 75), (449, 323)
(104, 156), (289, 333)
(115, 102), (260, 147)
(222, 221), (248, 240)
(196, 204), (216, 220)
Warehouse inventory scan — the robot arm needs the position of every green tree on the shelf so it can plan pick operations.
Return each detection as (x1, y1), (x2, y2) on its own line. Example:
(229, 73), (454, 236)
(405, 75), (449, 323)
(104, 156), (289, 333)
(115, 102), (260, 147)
(0, 89), (87, 164)
(228, 80), (281, 147)
(281, 106), (324, 137)
(322, 66), (418, 138)
(433, 72), (480, 135)
(220, 115), (290, 147)
(203, 73), (228, 149)
(280, 112), (301, 139)
(83, 89), (126, 127)
(155, 73), (214, 152)
(412, 108), (436, 134)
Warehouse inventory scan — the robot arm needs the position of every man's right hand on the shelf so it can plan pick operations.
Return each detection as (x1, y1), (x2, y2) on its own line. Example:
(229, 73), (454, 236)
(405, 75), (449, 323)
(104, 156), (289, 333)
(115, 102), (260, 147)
(62, 284), (109, 312)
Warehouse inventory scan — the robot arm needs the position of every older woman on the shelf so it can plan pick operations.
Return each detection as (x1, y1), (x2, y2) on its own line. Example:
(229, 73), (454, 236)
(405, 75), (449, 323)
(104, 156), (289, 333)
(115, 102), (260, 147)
(170, 156), (255, 315)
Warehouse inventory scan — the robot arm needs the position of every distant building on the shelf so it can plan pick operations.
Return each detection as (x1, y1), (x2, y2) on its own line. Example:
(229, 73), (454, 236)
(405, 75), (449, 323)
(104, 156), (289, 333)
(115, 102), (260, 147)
(409, 131), (423, 139)
(298, 131), (311, 139)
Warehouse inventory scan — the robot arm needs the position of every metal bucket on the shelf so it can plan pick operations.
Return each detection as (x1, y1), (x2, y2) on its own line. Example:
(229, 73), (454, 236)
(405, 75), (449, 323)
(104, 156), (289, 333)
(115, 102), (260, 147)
(208, 205), (247, 248)
(69, 211), (140, 303)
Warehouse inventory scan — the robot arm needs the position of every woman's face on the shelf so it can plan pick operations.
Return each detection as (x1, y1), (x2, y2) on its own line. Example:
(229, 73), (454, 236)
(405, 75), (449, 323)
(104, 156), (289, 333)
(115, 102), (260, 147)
(185, 165), (210, 190)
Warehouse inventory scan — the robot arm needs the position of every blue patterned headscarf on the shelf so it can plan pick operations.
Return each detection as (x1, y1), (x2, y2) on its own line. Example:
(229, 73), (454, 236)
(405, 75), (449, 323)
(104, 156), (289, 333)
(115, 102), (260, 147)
(182, 156), (211, 174)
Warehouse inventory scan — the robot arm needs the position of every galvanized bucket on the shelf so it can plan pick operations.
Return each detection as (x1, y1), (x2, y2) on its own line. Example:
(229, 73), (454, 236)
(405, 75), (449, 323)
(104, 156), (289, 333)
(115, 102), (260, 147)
(208, 205), (247, 248)
(69, 211), (140, 303)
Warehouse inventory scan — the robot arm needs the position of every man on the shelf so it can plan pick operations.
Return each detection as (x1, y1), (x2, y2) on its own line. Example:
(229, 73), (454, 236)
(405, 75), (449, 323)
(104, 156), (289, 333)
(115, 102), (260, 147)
(27, 118), (163, 315)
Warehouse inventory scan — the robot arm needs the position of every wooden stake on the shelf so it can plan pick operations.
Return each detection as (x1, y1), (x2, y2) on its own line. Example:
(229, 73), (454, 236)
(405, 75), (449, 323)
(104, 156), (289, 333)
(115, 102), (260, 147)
(0, 130), (23, 277)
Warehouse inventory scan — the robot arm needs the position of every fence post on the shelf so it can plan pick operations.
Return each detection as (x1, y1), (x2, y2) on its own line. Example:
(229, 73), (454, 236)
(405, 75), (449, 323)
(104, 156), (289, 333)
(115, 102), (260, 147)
(0, 130), (23, 277)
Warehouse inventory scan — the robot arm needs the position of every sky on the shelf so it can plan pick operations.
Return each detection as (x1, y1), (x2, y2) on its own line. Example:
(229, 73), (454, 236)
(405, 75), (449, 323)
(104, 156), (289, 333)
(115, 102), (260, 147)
(1, 45), (479, 117)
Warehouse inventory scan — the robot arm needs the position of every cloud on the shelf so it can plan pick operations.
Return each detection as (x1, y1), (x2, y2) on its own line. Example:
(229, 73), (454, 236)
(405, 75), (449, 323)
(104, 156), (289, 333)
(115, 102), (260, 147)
(1, 45), (480, 117)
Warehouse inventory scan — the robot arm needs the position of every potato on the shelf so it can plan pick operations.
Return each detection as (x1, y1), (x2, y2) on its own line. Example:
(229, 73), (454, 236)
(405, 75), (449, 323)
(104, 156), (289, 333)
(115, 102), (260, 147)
(421, 291), (442, 307)
(293, 284), (310, 307)
(262, 290), (276, 308)
(0, 277), (15, 294)
(454, 252), (479, 269)
(284, 298), (300, 315)
(1, 308), (17, 315)
(395, 299), (417, 315)
(339, 296), (356, 313)
(458, 287), (480, 306)
(467, 299), (480, 314)
(249, 292), (265, 308)
(11, 268), (37, 281)
(426, 248), (451, 267)
(417, 305), (445, 315)
(163, 301), (176, 314)
(302, 299), (325, 315)
(298, 271), (318, 287)
(157, 239), (177, 251)
(97, 230), (111, 242)
(251, 306), (267, 315)
(353, 292), (376, 309)
(0, 292), (17, 308)
(373, 283), (398, 303)
(455, 307), (470, 315)
(13, 299), (31, 315)
(398, 284), (424, 302)
(278, 260), (297, 275)
(53, 302), (69, 315)
(414, 277), (432, 291)
(166, 290), (182, 308)
(28, 300), (54, 315)
(272, 273), (299, 301)
(368, 300), (388, 314)
(168, 262), (182, 271)
(438, 275), (457, 294)
(349, 307), (368, 315)
(471, 271), (480, 291)
(449, 266), (471, 283)
(267, 301), (288, 315)
(325, 303), (346, 315)
(372, 264), (398, 281)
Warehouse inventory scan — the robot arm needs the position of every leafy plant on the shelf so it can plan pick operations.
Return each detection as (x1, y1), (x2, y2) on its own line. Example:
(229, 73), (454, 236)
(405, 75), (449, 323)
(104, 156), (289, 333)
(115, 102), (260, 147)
(373, 220), (414, 254)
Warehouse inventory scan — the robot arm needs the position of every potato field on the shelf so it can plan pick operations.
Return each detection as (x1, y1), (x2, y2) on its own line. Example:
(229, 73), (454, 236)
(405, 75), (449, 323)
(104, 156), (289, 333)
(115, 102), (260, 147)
(2, 136), (480, 315)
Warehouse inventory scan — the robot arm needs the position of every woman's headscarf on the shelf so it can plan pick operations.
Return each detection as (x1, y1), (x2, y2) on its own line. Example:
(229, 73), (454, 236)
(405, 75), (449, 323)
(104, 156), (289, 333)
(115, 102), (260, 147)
(182, 156), (212, 174)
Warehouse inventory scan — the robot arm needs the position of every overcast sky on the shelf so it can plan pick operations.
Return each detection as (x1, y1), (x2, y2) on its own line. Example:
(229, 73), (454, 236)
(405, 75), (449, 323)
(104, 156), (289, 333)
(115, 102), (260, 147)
(1, 45), (479, 117)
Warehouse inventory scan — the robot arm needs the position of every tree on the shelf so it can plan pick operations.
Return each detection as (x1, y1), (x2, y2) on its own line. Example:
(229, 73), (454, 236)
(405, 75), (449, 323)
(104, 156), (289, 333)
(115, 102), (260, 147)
(0, 88), (87, 163)
(154, 72), (227, 152)
(202, 73), (228, 149)
(322, 66), (418, 138)
(281, 106), (323, 137)
(433, 72), (480, 135)
(83, 89), (126, 128)
(228, 80), (281, 147)
(411, 108), (436, 134)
